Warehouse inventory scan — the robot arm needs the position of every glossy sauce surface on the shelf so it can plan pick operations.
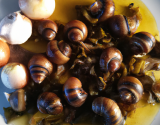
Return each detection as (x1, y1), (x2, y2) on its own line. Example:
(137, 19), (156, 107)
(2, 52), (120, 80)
(19, 0), (160, 125)
(20, 0), (159, 53)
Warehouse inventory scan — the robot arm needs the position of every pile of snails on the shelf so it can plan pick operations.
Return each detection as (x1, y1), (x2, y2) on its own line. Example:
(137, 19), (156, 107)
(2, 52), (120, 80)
(0, 0), (159, 125)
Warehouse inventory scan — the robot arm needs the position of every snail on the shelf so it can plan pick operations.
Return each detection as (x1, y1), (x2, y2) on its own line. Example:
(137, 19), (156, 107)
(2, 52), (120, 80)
(106, 14), (140, 38)
(37, 92), (63, 115)
(99, 47), (123, 72)
(89, 0), (115, 22)
(0, 11), (32, 45)
(38, 19), (58, 41)
(19, 0), (55, 20)
(92, 97), (124, 125)
(1, 63), (28, 89)
(0, 38), (10, 68)
(63, 77), (88, 107)
(118, 76), (143, 104)
(46, 40), (72, 65)
(129, 32), (156, 56)
(4, 89), (26, 112)
(152, 82), (160, 100)
(63, 20), (89, 51)
(28, 54), (53, 84)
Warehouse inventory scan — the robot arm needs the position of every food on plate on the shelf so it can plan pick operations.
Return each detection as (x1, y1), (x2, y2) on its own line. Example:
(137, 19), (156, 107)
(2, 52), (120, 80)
(0, 39), (10, 68)
(1, 63), (28, 89)
(46, 40), (72, 65)
(0, 11), (32, 45)
(37, 92), (63, 115)
(19, 0), (55, 20)
(4, 89), (27, 112)
(37, 19), (58, 41)
(92, 97), (124, 125)
(0, 0), (160, 125)
(63, 77), (88, 107)
(28, 54), (53, 84)
(118, 76), (143, 104)
(89, 0), (115, 22)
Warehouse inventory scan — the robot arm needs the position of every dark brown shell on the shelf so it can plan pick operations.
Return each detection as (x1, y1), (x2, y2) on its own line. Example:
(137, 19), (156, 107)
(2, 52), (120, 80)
(106, 15), (139, 38)
(92, 97), (124, 125)
(129, 32), (156, 56)
(63, 77), (88, 107)
(38, 19), (58, 41)
(99, 47), (123, 72)
(90, 0), (115, 22)
(46, 40), (72, 65)
(118, 76), (143, 104)
(28, 54), (53, 84)
(9, 89), (26, 112)
(64, 20), (88, 42)
(37, 92), (63, 115)
(0, 39), (10, 68)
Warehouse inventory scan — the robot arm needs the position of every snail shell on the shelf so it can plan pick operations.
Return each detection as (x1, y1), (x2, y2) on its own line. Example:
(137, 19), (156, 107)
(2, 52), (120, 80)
(63, 77), (88, 107)
(4, 89), (26, 112)
(64, 20), (88, 42)
(1, 63), (28, 89)
(37, 92), (63, 115)
(129, 32), (156, 56)
(99, 47), (123, 72)
(90, 0), (115, 22)
(46, 40), (72, 65)
(118, 76), (143, 104)
(0, 38), (10, 68)
(106, 15), (139, 38)
(92, 97), (124, 125)
(38, 19), (58, 41)
(28, 54), (53, 84)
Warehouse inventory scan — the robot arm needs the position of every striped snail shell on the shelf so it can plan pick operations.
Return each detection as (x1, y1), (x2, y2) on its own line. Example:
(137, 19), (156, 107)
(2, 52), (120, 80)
(129, 32), (156, 56)
(37, 92), (63, 115)
(46, 40), (72, 65)
(38, 19), (58, 41)
(28, 54), (53, 84)
(63, 20), (90, 51)
(63, 77), (88, 107)
(118, 76), (143, 104)
(106, 15), (139, 38)
(99, 47), (123, 72)
(4, 89), (26, 112)
(90, 0), (115, 22)
(92, 97), (124, 125)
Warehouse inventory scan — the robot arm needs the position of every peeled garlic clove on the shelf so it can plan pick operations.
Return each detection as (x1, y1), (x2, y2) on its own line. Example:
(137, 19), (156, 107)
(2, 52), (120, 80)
(19, 0), (55, 20)
(1, 63), (29, 89)
(0, 11), (32, 45)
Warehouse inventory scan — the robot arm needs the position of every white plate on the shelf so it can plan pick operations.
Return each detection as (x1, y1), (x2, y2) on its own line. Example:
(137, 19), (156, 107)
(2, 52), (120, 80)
(0, 0), (160, 124)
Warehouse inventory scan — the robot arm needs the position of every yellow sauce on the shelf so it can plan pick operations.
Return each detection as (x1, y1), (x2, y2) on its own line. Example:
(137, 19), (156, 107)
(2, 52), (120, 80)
(19, 0), (160, 124)
(20, 0), (160, 53)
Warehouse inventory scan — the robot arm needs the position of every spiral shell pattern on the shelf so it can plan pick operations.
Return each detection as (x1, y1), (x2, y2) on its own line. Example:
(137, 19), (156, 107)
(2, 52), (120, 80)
(129, 32), (156, 56)
(63, 77), (88, 107)
(8, 89), (26, 112)
(92, 97), (124, 125)
(118, 76), (143, 104)
(28, 54), (53, 84)
(90, 0), (115, 22)
(99, 47), (123, 72)
(37, 92), (63, 115)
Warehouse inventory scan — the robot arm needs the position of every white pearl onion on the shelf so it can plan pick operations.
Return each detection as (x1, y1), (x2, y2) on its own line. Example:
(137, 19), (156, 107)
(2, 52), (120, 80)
(1, 63), (28, 89)
(19, 0), (55, 20)
(0, 11), (32, 45)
